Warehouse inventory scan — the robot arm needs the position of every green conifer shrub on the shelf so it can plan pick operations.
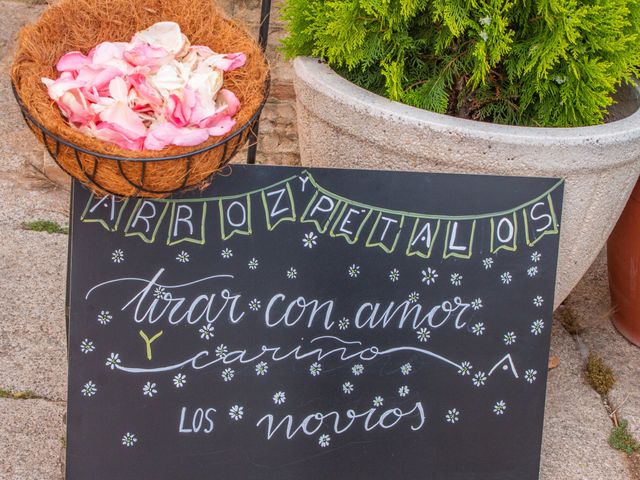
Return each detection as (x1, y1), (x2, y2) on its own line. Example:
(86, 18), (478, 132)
(282, 0), (640, 127)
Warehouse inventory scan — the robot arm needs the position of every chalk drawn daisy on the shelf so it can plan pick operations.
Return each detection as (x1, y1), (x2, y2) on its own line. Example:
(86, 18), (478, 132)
(221, 248), (233, 259)
(417, 327), (431, 342)
(531, 251), (542, 262)
(471, 322), (486, 336)
(273, 391), (286, 405)
(153, 286), (166, 300)
(533, 295), (544, 307)
(111, 249), (124, 263)
(287, 267), (297, 279)
(121, 433), (137, 447)
(458, 361), (473, 376)
(493, 400), (507, 415)
(527, 266), (539, 277)
(173, 373), (186, 388)
(249, 299), (261, 311)
(80, 339), (95, 354)
(503, 331), (517, 346)
(215, 344), (228, 358)
(389, 269), (400, 282)
(81, 381), (97, 397)
(105, 353), (121, 370)
(221, 368), (235, 382)
(471, 298), (483, 310)
(338, 318), (350, 330)
(309, 362), (322, 376)
(500, 272), (513, 284)
(398, 386), (410, 397)
(400, 363), (412, 375)
(408, 292), (420, 303)
(255, 361), (269, 376)
(531, 319), (545, 335)
(142, 381), (157, 397)
(342, 381), (354, 394)
(229, 405), (243, 421)
(352, 364), (364, 376)
(318, 434), (331, 448)
(176, 251), (189, 263)
(446, 408), (460, 424)
(483, 257), (494, 269)
(303, 232), (318, 248)
(97, 310), (112, 325)
(199, 324), (215, 340)
(525, 369), (538, 383)
(421, 267), (438, 285)
(472, 371), (487, 387)
(248, 258), (259, 270)
(373, 396), (384, 407)
(348, 264), (360, 278)
(450, 273), (463, 286)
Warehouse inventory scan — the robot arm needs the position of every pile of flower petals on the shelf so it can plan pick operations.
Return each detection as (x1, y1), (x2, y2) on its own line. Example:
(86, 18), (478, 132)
(41, 22), (246, 151)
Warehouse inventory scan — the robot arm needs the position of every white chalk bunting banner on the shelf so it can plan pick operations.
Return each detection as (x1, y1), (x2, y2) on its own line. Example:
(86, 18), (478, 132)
(66, 165), (564, 480)
(80, 170), (562, 258)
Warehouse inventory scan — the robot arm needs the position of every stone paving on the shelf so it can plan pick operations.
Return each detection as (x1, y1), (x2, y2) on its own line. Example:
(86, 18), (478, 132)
(1, 1), (639, 479)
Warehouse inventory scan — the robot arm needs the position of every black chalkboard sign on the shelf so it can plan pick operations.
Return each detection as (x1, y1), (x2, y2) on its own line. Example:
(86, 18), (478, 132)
(66, 165), (563, 480)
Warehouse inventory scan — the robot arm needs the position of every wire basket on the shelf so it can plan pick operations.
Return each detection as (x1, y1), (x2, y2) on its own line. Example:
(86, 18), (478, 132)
(12, 79), (270, 198)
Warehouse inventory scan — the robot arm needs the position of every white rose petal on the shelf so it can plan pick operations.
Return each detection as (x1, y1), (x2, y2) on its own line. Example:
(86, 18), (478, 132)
(151, 62), (189, 94)
(134, 22), (189, 56)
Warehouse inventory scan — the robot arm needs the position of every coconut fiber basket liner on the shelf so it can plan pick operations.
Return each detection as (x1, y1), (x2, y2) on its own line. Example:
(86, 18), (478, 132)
(11, 0), (270, 198)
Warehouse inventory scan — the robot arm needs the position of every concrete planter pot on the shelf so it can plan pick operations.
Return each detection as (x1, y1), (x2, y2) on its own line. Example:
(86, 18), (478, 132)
(293, 56), (640, 306)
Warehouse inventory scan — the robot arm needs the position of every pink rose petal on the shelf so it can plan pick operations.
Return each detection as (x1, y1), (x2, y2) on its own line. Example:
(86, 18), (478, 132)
(107, 76), (129, 102)
(91, 42), (127, 64)
(56, 51), (92, 72)
(98, 100), (147, 138)
(206, 52), (246, 72)
(144, 122), (209, 150)
(172, 127), (210, 146)
(166, 95), (188, 127)
(217, 89), (240, 117)
(129, 73), (163, 108)
(90, 42), (133, 75)
(81, 85), (102, 104)
(42, 77), (86, 101)
(195, 89), (240, 128)
(75, 65), (122, 92)
(57, 89), (95, 126)
(124, 42), (170, 68)
(189, 45), (215, 58)
(165, 88), (197, 127)
(90, 122), (145, 151)
(144, 121), (180, 150)
(98, 78), (147, 138)
(190, 98), (217, 126)
(207, 116), (236, 137)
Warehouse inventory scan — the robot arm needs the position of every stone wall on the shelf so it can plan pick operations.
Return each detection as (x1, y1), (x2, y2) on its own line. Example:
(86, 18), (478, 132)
(218, 0), (300, 166)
